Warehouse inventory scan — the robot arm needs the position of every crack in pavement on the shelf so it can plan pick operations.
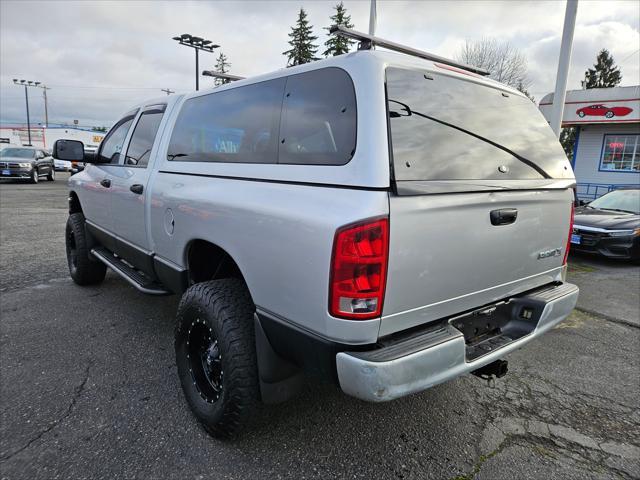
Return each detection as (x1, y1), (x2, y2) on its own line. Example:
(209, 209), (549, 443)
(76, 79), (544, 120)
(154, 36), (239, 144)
(458, 430), (637, 480)
(575, 307), (640, 330)
(451, 358), (640, 480)
(0, 361), (92, 463)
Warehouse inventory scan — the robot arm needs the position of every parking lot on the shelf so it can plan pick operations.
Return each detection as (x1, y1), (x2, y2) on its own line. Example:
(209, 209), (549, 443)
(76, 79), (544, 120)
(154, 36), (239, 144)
(0, 175), (638, 480)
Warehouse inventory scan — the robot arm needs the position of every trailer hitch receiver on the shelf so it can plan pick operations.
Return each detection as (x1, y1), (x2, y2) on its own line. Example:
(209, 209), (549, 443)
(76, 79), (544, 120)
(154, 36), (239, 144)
(471, 359), (508, 387)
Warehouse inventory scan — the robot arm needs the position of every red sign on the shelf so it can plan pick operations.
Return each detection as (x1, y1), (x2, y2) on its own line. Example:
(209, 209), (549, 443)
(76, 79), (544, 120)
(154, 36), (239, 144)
(576, 104), (633, 119)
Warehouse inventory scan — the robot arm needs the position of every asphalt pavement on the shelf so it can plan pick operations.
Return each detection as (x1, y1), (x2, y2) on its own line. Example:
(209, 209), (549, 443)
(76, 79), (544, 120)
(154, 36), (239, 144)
(1, 175), (639, 480)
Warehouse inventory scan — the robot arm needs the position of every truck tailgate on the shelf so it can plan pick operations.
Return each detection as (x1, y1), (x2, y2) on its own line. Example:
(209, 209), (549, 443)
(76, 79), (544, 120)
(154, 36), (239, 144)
(381, 188), (573, 335)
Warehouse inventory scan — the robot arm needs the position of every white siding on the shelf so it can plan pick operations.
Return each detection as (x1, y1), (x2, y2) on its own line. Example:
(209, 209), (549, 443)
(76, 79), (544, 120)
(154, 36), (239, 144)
(573, 123), (640, 186)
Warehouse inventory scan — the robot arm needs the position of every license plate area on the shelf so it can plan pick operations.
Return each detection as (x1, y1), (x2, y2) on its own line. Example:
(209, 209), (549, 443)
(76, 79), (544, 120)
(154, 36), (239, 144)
(570, 233), (581, 245)
(449, 298), (544, 362)
(2, 170), (10, 176)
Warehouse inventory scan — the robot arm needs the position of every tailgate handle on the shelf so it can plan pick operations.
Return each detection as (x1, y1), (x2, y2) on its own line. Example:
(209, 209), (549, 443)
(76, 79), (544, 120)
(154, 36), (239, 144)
(490, 208), (518, 226)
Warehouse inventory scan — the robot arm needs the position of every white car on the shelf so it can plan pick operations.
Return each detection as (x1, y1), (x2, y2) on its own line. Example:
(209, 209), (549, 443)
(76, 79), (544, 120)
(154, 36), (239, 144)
(54, 158), (72, 172)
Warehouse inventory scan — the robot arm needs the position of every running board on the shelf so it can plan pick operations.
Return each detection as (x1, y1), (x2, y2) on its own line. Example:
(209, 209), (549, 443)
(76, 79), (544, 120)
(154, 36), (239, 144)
(91, 247), (171, 295)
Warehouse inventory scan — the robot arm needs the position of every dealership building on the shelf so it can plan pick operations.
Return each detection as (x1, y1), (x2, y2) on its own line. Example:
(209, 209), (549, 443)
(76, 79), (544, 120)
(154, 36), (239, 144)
(539, 85), (640, 200)
(0, 125), (104, 151)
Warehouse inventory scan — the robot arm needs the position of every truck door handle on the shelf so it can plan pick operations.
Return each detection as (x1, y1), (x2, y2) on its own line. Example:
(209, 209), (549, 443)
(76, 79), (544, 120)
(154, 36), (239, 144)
(130, 184), (144, 194)
(490, 208), (518, 226)
(100, 178), (111, 188)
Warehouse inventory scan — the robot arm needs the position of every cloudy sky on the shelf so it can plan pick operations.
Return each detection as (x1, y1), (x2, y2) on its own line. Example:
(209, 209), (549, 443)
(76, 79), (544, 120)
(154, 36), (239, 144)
(1, 0), (638, 128)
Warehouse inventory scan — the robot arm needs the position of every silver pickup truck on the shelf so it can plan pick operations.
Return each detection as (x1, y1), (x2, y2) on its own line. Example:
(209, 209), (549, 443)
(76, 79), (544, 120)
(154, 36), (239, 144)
(54, 31), (579, 438)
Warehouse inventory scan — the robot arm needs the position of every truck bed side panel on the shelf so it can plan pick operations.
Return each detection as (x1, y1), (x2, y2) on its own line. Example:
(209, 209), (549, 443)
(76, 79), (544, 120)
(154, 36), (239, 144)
(148, 173), (389, 344)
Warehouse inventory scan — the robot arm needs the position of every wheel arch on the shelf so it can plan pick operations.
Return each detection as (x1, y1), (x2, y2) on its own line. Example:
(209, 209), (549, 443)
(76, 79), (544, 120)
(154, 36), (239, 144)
(68, 190), (83, 214)
(184, 239), (249, 288)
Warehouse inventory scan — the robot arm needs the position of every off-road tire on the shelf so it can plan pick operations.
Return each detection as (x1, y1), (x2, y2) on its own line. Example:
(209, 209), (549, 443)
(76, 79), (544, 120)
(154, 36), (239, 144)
(175, 279), (259, 439)
(65, 212), (107, 285)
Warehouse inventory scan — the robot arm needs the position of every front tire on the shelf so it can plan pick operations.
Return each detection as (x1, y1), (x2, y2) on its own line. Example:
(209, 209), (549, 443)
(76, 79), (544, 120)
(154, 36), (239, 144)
(175, 279), (259, 439)
(31, 169), (38, 184)
(65, 212), (107, 285)
(47, 168), (55, 181)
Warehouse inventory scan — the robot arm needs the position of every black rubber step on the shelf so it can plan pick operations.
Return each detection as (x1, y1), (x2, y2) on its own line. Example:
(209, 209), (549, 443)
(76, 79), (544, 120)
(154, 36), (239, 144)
(91, 247), (171, 295)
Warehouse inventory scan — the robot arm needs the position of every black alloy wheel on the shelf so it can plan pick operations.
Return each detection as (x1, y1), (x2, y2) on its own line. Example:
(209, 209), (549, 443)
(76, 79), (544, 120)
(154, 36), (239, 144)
(187, 318), (224, 403)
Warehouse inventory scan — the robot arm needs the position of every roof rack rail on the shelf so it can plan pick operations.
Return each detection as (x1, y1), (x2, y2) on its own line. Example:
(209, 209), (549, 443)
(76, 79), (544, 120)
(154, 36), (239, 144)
(202, 71), (246, 82)
(329, 26), (490, 77)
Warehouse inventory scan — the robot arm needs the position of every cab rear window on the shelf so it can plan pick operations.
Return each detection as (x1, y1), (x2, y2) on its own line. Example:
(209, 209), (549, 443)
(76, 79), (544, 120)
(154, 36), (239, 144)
(386, 67), (572, 181)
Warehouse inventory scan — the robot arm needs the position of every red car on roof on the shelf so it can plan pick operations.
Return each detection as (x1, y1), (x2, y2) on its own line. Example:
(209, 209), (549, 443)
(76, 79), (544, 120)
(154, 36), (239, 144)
(576, 104), (633, 119)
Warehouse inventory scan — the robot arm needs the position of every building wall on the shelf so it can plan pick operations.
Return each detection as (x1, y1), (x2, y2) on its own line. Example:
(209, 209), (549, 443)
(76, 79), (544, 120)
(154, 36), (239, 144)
(573, 123), (640, 186)
(0, 127), (105, 150)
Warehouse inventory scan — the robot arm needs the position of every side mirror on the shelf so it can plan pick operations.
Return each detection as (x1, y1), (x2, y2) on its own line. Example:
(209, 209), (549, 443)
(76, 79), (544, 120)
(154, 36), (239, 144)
(578, 199), (589, 206)
(53, 139), (85, 162)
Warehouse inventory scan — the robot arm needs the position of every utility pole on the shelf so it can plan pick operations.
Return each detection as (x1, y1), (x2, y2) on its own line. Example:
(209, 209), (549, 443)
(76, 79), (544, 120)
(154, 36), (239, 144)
(550, 0), (578, 138)
(42, 85), (51, 127)
(172, 34), (219, 91)
(161, 88), (175, 96)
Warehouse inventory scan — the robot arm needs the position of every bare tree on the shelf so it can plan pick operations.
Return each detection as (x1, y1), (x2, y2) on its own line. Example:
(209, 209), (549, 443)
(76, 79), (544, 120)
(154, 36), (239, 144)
(456, 38), (532, 94)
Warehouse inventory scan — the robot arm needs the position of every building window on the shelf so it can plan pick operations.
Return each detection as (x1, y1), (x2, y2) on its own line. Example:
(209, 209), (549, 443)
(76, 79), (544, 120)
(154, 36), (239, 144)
(600, 134), (640, 172)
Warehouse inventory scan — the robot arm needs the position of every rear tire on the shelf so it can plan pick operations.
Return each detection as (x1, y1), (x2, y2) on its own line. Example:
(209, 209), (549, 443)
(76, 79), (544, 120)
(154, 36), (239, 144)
(65, 213), (107, 285)
(175, 279), (259, 439)
(47, 168), (55, 181)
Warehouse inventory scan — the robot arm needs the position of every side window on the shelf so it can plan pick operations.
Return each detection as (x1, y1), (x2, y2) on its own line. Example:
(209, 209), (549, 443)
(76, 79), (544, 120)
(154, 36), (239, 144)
(97, 114), (136, 164)
(167, 78), (285, 163)
(124, 108), (165, 167)
(279, 68), (357, 165)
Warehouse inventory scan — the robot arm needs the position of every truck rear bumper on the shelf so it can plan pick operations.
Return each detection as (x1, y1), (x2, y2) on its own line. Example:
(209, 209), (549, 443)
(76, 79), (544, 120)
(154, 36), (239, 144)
(336, 282), (579, 402)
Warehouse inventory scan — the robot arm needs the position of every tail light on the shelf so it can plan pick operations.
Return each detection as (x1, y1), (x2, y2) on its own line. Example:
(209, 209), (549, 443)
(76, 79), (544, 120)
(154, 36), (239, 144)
(563, 202), (575, 265)
(329, 218), (389, 319)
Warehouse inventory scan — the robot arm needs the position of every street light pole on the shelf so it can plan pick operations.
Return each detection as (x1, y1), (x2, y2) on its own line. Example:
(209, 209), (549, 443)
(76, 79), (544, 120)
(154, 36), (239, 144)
(13, 79), (50, 141)
(24, 84), (31, 146)
(172, 34), (219, 91)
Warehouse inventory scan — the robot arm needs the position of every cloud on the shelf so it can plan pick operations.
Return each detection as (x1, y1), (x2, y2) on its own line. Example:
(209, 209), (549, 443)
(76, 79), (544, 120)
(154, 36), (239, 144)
(1, 0), (638, 126)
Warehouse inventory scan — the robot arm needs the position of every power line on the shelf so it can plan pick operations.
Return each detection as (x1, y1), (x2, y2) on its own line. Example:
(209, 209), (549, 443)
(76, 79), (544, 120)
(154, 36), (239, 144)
(3, 82), (179, 91)
(620, 49), (639, 63)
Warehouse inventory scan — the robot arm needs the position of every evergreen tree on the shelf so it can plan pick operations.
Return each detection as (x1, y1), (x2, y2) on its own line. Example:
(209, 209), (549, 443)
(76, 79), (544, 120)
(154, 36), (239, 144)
(323, 2), (355, 57)
(559, 127), (576, 160)
(283, 8), (319, 67)
(516, 80), (535, 103)
(560, 49), (623, 161)
(213, 52), (231, 86)
(583, 49), (622, 89)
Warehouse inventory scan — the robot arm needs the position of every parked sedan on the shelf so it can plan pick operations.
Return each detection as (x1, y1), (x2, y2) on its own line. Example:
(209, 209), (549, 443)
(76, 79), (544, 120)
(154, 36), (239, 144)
(0, 147), (55, 183)
(54, 158), (73, 172)
(572, 188), (640, 262)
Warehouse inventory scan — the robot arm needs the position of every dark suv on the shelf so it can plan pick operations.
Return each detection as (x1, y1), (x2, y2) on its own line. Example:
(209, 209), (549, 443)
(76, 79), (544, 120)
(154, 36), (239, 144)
(0, 147), (55, 183)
